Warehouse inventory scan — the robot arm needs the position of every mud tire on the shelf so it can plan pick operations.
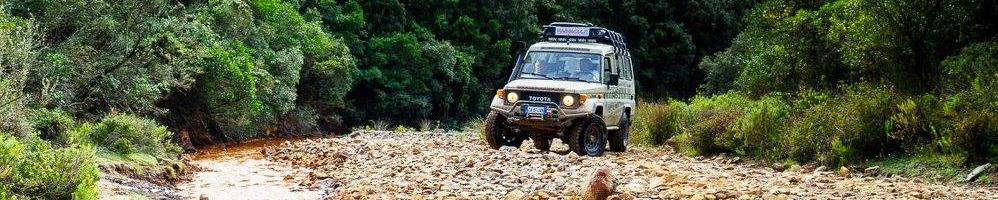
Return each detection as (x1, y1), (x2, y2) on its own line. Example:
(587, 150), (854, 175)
(567, 116), (607, 156)
(532, 137), (552, 151)
(483, 111), (523, 149)
(608, 113), (630, 152)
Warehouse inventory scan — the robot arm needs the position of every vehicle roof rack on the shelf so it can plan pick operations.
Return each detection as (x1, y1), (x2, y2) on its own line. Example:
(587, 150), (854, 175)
(539, 22), (629, 55)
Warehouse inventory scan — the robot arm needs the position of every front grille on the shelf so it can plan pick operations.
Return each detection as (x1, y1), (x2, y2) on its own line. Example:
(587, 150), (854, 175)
(518, 91), (561, 103)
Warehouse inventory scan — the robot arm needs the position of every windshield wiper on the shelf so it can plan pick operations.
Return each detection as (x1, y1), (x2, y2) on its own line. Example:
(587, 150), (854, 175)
(554, 76), (587, 82)
(520, 72), (553, 80)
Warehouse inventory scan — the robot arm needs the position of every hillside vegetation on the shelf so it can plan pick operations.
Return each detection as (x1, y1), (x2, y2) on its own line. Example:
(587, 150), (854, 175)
(630, 0), (997, 181)
(1, 0), (996, 198)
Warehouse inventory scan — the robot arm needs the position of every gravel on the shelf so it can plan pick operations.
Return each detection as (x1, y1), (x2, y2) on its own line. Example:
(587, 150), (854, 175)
(263, 130), (998, 199)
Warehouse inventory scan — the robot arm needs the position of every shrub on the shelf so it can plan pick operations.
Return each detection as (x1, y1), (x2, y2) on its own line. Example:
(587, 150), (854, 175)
(943, 90), (998, 163)
(0, 133), (99, 199)
(29, 108), (75, 145)
(730, 94), (789, 158)
(780, 85), (897, 165)
(674, 93), (750, 156)
(698, 49), (744, 95)
(782, 105), (836, 163)
(91, 114), (180, 157)
(630, 101), (684, 146)
(887, 96), (935, 147)
(939, 41), (998, 163)
(0, 11), (37, 136)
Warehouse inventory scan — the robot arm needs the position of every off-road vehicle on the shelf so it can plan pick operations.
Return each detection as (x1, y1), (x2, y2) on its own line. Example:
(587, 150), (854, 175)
(484, 22), (636, 156)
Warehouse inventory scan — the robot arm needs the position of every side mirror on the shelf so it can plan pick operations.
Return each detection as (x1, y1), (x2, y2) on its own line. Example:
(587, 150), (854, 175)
(608, 74), (620, 85)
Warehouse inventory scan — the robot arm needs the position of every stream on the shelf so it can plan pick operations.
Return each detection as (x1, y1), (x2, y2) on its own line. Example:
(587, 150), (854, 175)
(177, 138), (323, 200)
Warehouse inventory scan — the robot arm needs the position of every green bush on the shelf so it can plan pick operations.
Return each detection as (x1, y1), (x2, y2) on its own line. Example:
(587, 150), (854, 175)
(730, 94), (789, 158)
(91, 114), (180, 157)
(780, 85), (897, 165)
(630, 101), (684, 146)
(782, 104), (836, 163)
(29, 108), (75, 145)
(939, 41), (998, 163)
(942, 90), (998, 163)
(674, 93), (751, 156)
(1, 133), (98, 200)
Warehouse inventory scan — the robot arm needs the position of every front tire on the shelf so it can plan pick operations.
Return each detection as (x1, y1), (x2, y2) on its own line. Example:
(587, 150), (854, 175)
(483, 111), (523, 149)
(532, 137), (552, 151)
(568, 116), (607, 156)
(608, 113), (630, 152)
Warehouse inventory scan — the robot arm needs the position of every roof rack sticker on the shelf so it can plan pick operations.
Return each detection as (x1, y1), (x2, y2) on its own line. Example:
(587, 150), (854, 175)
(540, 22), (629, 52)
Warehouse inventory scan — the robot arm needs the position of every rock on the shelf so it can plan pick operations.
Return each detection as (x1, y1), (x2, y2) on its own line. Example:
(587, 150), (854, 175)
(788, 176), (801, 184)
(964, 163), (991, 182)
(608, 193), (635, 200)
(582, 166), (617, 200)
(863, 166), (880, 176)
(500, 146), (519, 152)
(728, 157), (742, 164)
(772, 164), (786, 172)
(506, 189), (525, 200)
(527, 190), (553, 200)
(836, 166), (852, 178)
(199, 194), (209, 200)
(813, 166), (828, 173)
(787, 165), (802, 173)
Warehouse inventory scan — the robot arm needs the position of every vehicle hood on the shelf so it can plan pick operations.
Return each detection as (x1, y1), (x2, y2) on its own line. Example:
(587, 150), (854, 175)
(503, 79), (605, 93)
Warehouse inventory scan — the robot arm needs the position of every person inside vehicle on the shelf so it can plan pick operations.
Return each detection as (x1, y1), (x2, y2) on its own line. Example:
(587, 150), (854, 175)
(580, 60), (600, 82)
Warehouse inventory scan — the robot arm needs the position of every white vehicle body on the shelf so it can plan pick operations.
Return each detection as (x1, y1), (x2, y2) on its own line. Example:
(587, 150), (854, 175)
(482, 22), (637, 156)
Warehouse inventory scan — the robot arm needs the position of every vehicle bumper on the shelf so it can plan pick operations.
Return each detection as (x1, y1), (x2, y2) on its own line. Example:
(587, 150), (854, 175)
(490, 100), (592, 128)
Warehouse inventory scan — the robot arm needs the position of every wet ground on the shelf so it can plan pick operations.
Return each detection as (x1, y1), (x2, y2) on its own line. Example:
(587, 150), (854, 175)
(177, 138), (323, 199)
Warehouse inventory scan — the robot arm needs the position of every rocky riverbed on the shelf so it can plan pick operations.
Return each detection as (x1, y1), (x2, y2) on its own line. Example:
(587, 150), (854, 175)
(260, 130), (997, 199)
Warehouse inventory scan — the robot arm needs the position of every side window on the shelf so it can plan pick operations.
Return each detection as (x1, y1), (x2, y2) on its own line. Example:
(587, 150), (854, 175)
(621, 56), (633, 80)
(603, 57), (613, 82)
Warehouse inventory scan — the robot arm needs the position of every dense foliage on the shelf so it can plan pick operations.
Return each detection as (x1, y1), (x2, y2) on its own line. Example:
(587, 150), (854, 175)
(2, 0), (997, 196)
(3, 0), (765, 139)
(632, 0), (998, 167)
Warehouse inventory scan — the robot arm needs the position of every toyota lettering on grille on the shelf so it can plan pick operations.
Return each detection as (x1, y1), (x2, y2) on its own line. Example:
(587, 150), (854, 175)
(529, 96), (552, 102)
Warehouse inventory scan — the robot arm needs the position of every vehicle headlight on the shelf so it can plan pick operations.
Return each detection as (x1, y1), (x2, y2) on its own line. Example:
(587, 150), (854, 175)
(562, 95), (576, 106)
(506, 92), (519, 103)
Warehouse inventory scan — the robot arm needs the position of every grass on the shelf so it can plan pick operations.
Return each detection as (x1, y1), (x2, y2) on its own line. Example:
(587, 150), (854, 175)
(869, 151), (995, 185)
(627, 86), (997, 185)
(97, 151), (160, 167)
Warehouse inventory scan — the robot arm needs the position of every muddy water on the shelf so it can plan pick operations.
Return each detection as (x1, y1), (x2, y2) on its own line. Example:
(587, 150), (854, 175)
(178, 138), (323, 200)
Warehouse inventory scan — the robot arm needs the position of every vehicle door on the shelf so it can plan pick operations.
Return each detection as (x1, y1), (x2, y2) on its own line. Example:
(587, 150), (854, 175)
(617, 53), (636, 119)
(603, 55), (622, 126)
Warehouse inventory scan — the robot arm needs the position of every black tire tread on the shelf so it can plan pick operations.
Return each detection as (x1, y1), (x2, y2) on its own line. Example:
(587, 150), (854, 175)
(533, 138), (551, 151)
(608, 114), (630, 152)
(568, 116), (607, 156)
(483, 111), (503, 149)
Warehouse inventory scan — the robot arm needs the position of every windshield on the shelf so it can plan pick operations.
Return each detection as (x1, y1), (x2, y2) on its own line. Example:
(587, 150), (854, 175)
(516, 51), (602, 83)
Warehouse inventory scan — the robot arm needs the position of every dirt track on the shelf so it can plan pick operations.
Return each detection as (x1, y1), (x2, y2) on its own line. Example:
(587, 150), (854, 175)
(239, 130), (994, 199)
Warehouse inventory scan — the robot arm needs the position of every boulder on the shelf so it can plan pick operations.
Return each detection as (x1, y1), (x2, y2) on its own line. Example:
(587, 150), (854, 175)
(607, 193), (635, 200)
(772, 164), (786, 172)
(964, 163), (991, 182)
(863, 166), (880, 176)
(582, 165), (617, 200)
(836, 166), (852, 178)
(813, 166), (828, 173)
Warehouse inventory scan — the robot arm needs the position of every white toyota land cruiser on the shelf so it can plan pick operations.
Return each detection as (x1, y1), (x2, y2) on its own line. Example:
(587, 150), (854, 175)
(484, 22), (636, 156)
